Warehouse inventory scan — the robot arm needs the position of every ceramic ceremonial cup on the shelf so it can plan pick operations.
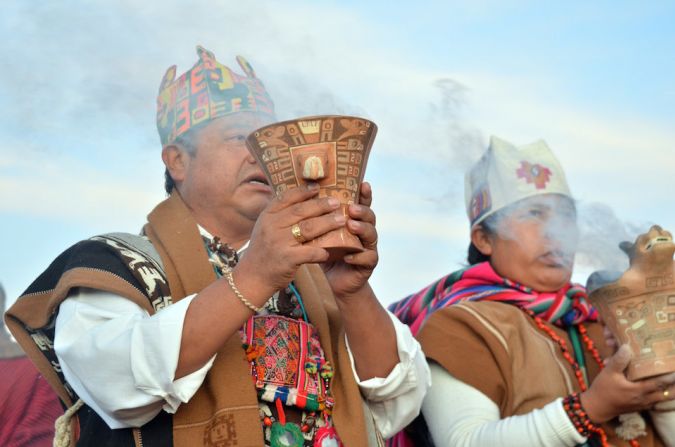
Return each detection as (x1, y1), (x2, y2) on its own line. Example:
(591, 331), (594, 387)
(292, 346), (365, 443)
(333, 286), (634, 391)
(588, 225), (675, 380)
(246, 115), (377, 261)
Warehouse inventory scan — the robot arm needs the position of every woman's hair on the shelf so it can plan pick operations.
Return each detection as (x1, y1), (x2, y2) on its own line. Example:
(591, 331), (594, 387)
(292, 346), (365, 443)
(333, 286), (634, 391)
(467, 213), (498, 265)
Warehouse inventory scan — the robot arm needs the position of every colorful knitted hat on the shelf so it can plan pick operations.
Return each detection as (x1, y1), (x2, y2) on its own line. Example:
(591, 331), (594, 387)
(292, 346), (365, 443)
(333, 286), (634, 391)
(465, 136), (572, 227)
(156, 46), (275, 146)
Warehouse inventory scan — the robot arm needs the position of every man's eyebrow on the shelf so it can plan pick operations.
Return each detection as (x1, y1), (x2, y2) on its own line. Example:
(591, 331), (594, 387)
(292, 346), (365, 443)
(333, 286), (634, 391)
(222, 123), (255, 132)
(221, 127), (250, 135)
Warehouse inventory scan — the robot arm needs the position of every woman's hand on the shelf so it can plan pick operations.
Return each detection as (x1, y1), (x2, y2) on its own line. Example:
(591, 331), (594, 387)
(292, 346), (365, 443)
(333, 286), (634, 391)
(581, 344), (675, 423)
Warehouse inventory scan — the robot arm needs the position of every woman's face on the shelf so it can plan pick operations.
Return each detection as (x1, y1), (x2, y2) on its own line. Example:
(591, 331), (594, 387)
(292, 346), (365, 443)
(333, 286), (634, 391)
(473, 195), (578, 292)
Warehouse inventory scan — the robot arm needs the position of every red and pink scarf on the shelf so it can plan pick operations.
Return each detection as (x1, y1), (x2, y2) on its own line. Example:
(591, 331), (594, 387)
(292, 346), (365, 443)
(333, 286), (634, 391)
(389, 261), (597, 336)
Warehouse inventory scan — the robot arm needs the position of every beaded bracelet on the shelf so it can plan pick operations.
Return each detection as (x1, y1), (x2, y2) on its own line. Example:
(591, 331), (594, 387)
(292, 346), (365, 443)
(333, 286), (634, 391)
(223, 269), (263, 313)
(562, 392), (606, 442)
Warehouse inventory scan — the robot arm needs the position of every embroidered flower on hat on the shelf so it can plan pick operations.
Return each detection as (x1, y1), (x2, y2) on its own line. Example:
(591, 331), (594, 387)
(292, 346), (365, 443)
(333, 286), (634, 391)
(465, 136), (572, 227)
(516, 161), (552, 190)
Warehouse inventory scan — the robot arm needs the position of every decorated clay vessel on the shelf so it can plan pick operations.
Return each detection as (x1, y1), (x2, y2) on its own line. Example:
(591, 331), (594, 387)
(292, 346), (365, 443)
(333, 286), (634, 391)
(588, 225), (675, 380)
(246, 115), (377, 261)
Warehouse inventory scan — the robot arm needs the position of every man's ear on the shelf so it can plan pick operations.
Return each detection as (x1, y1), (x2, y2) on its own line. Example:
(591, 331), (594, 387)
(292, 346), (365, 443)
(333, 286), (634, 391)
(471, 224), (494, 257)
(162, 145), (189, 186)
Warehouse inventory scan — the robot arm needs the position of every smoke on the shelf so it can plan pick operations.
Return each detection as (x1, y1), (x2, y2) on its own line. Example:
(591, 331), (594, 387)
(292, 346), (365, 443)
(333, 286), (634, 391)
(0, 2), (161, 151)
(0, 0), (385, 211)
(482, 195), (579, 269)
(420, 79), (651, 278)
(427, 79), (485, 170)
(479, 194), (651, 279)
(428, 78), (485, 170)
(3, 0), (668, 307)
(575, 202), (646, 272)
(0, 1), (399, 161)
(419, 78), (486, 208)
(266, 72), (368, 121)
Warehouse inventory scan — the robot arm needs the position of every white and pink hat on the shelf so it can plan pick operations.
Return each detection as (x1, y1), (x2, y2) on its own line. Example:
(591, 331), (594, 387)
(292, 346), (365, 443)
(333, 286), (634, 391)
(465, 136), (572, 227)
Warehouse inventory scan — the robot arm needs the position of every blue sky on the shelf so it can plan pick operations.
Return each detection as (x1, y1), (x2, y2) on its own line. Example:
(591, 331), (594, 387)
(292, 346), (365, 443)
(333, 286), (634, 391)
(1, 0), (674, 307)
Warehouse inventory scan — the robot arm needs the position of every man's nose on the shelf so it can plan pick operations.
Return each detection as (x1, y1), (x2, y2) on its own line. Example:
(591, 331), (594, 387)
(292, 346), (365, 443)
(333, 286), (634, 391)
(244, 146), (257, 164)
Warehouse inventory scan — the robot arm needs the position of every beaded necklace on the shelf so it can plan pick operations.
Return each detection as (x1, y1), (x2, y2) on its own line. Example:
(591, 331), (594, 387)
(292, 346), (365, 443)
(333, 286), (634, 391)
(523, 309), (640, 447)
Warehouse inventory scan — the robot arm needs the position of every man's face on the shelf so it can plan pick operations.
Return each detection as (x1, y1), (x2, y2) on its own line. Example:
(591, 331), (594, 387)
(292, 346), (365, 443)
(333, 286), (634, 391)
(176, 112), (274, 226)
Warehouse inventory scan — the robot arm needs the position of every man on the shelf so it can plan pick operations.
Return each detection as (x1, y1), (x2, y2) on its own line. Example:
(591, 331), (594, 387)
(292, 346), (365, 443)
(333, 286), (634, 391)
(6, 46), (429, 446)
(0, 283), (62, 447)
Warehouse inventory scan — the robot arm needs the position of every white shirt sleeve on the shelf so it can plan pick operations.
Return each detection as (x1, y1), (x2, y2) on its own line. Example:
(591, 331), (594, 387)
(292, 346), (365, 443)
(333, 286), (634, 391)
(345, 310), (431, 439)
(423, 362), (586, 447)
(54, 288), (215, 429)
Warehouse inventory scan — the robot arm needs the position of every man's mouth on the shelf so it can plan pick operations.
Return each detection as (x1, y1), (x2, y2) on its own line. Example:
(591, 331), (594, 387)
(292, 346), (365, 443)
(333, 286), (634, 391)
(243, 173), (270, 187)
(243, 172), (273, 194)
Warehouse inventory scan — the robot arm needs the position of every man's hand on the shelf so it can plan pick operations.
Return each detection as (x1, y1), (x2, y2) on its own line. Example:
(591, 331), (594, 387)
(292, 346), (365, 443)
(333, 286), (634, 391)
(178, 182), (346, 378)
(322, 182), (379, 300)
(317, 182), (398, 379)
(236, 182), (347, 300)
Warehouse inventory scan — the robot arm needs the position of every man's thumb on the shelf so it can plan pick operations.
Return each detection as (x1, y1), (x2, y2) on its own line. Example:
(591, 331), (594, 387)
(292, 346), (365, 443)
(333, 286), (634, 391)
(606, 344), (632, 372)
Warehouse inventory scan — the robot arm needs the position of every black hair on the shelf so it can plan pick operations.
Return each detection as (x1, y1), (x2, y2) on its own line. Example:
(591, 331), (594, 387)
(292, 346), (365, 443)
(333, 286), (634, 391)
(467, 241), (490, 265)
(467, 213), (498, 265)
(164, 168), (175, 195)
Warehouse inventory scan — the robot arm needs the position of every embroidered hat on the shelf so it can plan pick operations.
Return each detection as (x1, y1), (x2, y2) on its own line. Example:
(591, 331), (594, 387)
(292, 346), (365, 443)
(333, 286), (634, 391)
(465, 136), (572, 227)
(156, 46), (275, 146)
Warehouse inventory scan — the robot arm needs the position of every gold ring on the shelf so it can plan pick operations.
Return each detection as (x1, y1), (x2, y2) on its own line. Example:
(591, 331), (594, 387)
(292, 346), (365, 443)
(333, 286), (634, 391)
(664, 389), (670, 398)
(291, 224), (306, 244)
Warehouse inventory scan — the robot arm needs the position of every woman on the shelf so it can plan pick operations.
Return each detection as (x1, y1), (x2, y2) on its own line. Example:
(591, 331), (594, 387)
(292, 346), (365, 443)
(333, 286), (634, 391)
(389, 137), (675, 446)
